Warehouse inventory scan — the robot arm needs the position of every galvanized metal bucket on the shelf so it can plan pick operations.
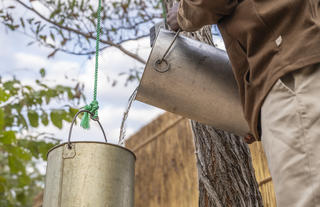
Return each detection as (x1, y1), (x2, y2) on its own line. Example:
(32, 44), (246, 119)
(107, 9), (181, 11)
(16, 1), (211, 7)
(43, 110), (136, 207)
(136, 29), (250, 136)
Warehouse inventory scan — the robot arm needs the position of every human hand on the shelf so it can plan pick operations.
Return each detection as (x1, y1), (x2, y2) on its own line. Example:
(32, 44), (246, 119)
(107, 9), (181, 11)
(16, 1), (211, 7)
(244, 133), (256, 144)
(167, 2), (181, 31)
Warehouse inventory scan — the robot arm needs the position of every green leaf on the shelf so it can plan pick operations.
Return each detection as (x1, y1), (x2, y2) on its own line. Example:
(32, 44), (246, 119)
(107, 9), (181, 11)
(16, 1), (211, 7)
(5, 145), (32, 161)
(67, 89), (73, 99)
(4, 115), (14, 129)
(0, 108), (4, 130)
(16, 191), (26, 203)
(0, 88), (10, 103)
(8, 156), (25, 174)
(58, 19), (65, 26)
(17, 113), (28, 129)
(50, 32), (55, 41)
(39, 68), (46, 78)
(41, 111), (49, 126)
(5, 23), (19, 31)
(0, 176), (5, 193)
(39, 35), (47, 43)
(49, 9), (61, 19)
(50, 110), (63, 129)
(69, 107), (78, 118)
(3, 80), (20, 95)
(38, 141), (55, 160)
(62, 110), (72, 122)
(1, 131), (16, 145)
(27, 17), (34, 24)
(13, 103), (22, 113)
(18, 174), (31, 187)
(27, 110), (39, 128)
(47, 49), (58, 58)
(35, 24), (40, 34)
(19, 140), (39, 159)
(20, 17), (25, 28)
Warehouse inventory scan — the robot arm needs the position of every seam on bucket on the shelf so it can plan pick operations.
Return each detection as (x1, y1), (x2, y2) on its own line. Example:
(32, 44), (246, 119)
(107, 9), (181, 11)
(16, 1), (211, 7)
(58, 147), (65, 207)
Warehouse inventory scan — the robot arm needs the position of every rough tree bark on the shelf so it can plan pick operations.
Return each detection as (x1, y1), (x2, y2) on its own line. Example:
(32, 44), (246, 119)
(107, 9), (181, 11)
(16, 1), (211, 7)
(164, 1), (264, 206)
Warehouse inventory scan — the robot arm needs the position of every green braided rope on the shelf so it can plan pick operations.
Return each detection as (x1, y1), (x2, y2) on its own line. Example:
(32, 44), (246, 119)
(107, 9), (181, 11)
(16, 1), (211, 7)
(93, 0), (102, 101)
(80, 0), (102, 129)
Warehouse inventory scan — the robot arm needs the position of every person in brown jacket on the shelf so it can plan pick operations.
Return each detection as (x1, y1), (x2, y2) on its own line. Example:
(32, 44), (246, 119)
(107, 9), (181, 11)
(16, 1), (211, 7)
(168, 0), (320, 206)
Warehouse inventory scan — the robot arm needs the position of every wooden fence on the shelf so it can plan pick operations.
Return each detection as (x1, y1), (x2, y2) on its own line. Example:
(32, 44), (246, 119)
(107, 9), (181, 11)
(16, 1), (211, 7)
(126, 112), (276, 207)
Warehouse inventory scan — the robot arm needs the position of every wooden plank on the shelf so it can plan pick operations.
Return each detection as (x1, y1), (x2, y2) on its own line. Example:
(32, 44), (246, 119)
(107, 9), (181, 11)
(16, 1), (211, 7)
(126, 112), (199, 207)
(249, 142), (277, 207)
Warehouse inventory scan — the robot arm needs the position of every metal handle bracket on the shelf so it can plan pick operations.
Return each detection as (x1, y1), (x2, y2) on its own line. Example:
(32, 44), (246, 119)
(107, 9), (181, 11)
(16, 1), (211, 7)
(154, 29), (181, 73)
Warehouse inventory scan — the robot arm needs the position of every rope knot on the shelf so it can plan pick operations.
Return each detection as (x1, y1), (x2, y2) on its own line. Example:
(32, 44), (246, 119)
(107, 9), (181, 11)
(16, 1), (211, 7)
(80, 100), (99, 129)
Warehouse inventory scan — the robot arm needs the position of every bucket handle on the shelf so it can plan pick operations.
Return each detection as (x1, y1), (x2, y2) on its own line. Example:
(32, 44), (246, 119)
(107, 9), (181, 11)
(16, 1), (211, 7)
(154, 29), (181, 73)
(67, 109), (107, 148)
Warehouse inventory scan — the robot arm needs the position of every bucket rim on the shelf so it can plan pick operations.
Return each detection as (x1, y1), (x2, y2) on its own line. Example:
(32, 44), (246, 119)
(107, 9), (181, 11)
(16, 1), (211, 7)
(47, 141), (136, 160)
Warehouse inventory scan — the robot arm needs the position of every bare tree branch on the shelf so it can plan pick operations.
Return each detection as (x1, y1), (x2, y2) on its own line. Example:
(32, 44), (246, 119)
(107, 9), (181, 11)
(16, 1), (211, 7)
(15, 0), (147, 64)
(56, 33), (150, 56)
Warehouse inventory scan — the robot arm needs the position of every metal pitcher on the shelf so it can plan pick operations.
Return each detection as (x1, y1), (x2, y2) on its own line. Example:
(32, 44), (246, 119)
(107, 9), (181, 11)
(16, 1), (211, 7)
(43, 110), (136, 207)
(136, 29), (249, 136)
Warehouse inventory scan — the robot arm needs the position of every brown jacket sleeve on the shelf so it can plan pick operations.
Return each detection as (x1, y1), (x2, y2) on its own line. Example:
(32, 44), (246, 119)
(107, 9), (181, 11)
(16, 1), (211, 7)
(177, 0), (239, 32)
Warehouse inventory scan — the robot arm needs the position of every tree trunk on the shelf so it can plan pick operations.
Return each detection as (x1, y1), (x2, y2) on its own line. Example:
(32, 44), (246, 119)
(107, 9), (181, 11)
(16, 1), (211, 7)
(164, 1), (263, 206)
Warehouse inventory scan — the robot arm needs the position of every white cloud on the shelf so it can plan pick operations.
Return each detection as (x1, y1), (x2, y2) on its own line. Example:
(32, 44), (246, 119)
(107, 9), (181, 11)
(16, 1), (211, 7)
(14, 52), (80, 76)
(129, 107), (163, 122)
(14, 53), (47, 69)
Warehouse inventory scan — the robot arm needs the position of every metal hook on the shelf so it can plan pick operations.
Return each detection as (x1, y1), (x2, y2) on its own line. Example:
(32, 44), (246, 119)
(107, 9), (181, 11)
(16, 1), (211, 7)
(67, 109), (107, 149)
(154, 58), (170, 73)
(154, 29), (181, 73)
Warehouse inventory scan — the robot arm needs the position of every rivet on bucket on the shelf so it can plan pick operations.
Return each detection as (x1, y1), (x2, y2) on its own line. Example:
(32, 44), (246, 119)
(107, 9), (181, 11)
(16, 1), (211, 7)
(63, 144), (76, 159)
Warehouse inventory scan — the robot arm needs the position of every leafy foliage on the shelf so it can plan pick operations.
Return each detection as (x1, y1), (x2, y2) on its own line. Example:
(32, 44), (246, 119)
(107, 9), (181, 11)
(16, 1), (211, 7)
(0, 69), (84, 206)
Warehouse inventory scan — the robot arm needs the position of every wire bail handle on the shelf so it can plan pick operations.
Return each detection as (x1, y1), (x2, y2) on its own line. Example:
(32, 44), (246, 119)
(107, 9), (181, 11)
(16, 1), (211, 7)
(67, 109), (107, 149)
(154, 29), (181, 73)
